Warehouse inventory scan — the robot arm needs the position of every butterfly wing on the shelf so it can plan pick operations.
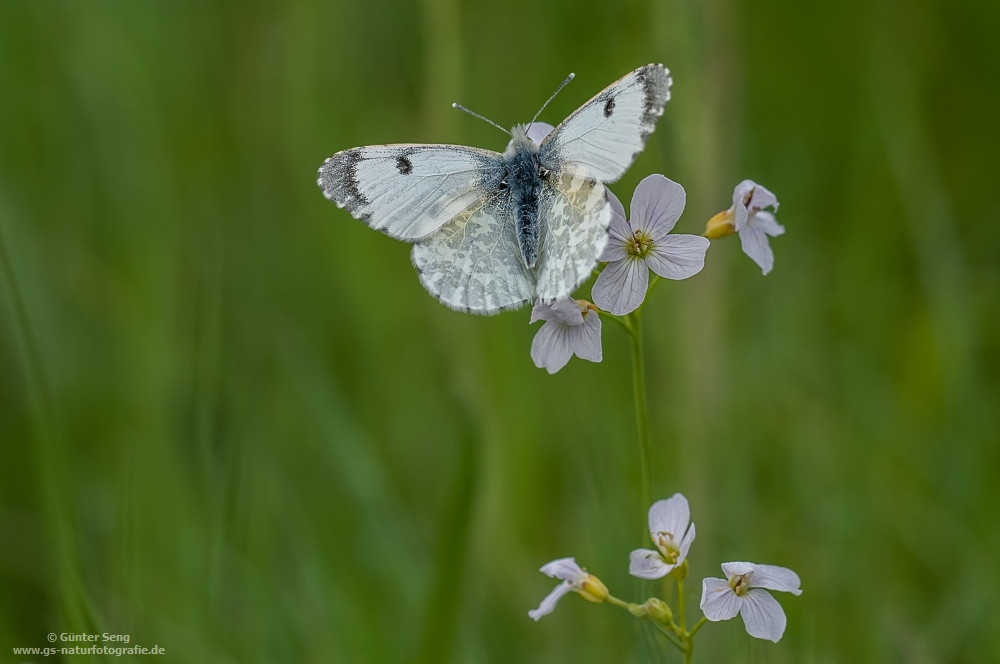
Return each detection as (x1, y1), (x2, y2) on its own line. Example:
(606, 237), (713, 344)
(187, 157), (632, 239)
(318, 144), (502, 240)
(534, 164), (612, 301)
(411, 191), (536, 314)
(540, 64), (672, 183)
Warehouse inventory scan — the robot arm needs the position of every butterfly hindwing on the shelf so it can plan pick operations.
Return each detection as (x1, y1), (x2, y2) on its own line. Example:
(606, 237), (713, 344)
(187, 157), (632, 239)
(535, 164), (612, 301)
(411, 191), (536, 314)
(318, 144), (502, 240)
(540, 64), (672, 183)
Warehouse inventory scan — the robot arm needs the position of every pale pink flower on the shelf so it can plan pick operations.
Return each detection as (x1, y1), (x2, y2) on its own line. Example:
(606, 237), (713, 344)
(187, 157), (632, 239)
(592, 175), (709, 315)
(700, 561), (802, 642)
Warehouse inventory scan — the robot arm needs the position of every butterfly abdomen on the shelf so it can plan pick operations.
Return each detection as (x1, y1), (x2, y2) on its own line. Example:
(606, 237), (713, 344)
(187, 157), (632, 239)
(504, 129), (544, 269)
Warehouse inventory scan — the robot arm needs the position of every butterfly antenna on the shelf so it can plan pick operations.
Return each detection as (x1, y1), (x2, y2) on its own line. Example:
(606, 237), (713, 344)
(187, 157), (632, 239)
(527, 72), (574, 134)
(451, 103), (511, 135)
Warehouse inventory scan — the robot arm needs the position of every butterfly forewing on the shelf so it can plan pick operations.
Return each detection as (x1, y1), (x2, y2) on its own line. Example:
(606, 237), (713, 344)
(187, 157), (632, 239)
(535, 165), (612, 301)
(318, 144), (502, 240)
(411, 192), (535, 314)
(540, 64), (672, 183)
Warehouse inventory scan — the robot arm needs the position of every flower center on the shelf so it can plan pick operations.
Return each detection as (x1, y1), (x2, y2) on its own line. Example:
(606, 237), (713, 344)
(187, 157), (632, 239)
(729, 573), (751, 596)
(626, 229), (654, 259)
(654, 531), (680, 564)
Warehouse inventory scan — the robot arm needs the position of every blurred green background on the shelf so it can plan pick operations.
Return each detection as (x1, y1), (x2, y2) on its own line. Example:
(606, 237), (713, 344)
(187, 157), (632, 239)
(1, 0), (998, 661)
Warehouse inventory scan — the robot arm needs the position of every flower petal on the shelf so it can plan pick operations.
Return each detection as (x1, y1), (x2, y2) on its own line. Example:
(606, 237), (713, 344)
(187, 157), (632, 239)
(678, 521), (696, 564)
(630, 175), (686, 239)
(573, 311), (602, 363)
(645, 235), (710, 280)
(530, 322), (575, 374)
(591, 258), (648, 315)
(539, 557), (586, 581)
(648, 493), (691, 542)
(731, 180), (754, 232)
(528, 581), (573, 621)
(700, 577), (742, 621)
(530, 298), (583, 325)
(750, 564), (801, 596)
(598, 190), (631, 262)
(738, 221), (777, 275)
(739, 589), (787, 642)
(721, 561), (755, 580)
(748, 181), (779, 213)
(751, 210), (785, 237)
(629, 549), (672, 579)
(526, 122), (555, 146)
(606, 187), (627, 223)
(732, 180), (779, 233)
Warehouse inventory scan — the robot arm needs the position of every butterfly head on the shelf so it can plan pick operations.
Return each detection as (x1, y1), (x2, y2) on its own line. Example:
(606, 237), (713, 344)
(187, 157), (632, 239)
(504, 124), (541, 159)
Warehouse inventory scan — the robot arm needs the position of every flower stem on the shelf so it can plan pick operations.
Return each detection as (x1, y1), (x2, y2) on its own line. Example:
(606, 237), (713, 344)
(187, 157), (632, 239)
(676, 574), (687, 631)
(628, 311), (652, 513)
(649, 620), (686, 652)
(688, 616), (708, 638)
(597, 309), (633, 335)
(604, 594), (630, 610)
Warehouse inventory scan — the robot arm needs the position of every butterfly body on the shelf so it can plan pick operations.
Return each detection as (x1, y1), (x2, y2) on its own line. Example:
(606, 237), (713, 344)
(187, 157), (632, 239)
(318, 64), (672, 315)
(503, 125), (545, 269)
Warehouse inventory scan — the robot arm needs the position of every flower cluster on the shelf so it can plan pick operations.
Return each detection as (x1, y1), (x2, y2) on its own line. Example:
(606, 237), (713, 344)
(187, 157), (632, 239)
(530, 493), (801, 646)
(529, 175), (784, 373)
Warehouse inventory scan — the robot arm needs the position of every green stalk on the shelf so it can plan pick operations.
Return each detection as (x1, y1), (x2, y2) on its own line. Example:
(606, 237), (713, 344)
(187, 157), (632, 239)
(677, 574), (687, 631)
(688, 616), (708, 638)
(650, 620), (686, 652)
(628, 311), (652, 512)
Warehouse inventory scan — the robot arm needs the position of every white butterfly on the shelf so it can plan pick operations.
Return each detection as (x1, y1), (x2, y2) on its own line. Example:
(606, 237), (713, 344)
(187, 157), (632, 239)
(317, 64), (672, 315)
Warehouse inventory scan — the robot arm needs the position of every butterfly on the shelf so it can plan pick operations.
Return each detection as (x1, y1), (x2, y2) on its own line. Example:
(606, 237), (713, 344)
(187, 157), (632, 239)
(317, 64), (672, 315)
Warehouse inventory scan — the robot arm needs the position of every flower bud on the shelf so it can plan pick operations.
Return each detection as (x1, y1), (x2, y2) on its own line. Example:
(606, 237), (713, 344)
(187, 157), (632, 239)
(578, 574), (609, 604)
(644, 598), (673, 624)
(704, 208), (736, 239)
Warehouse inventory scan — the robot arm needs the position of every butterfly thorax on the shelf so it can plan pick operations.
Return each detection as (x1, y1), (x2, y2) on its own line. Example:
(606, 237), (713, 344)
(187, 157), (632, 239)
(503, 125), (545, 269)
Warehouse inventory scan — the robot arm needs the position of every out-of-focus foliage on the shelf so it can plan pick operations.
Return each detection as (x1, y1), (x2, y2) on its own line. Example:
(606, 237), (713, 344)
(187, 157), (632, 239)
(1, 0), (998, 661)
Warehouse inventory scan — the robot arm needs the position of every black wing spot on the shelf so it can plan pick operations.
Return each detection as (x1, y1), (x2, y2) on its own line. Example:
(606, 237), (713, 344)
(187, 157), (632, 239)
(603, 96), (616, 118)
(396, 155), (413, 175)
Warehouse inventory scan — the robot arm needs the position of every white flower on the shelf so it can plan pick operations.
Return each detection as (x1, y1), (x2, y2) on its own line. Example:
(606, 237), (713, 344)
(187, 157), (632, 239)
(592, 175), (710, 315)
(528, 557), (608, 621)
(529, 298), (602, 374)
(700, 561), (802, 642)
(629, 494), (696, 579)
(706, 180), (785, 275)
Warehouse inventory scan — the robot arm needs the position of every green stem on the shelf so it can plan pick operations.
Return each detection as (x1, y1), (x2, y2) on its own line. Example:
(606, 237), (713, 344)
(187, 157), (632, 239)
(628, 311), (652, 512)
(677, 574), (687, 632)
(604, 594), (630, 610)
(688, 616), (708, 638)
(597, 309), (633, 335)
(649, 620), (686, 652)
(634, 275), (661, 316)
